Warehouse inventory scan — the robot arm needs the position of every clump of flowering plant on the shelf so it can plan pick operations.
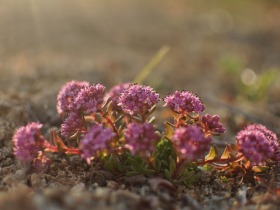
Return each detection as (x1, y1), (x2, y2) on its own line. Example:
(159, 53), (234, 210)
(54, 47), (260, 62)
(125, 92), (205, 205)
(57, 80), (89, 115)
(106, 82), (131, 112)
(61, 112), (85, 137)
(12, 122), (46, 161)
(200, 114), (226, 135)
(80, 124), (116, 163)
(172, 126), (212, 161)
(12, 80), (280, 186)
(118, 84), (160, 118)
(124, 122), (160, 157)
(164, 90), (205, 114)
(236, 124), (278, 165)
(72, 84), (105, 114)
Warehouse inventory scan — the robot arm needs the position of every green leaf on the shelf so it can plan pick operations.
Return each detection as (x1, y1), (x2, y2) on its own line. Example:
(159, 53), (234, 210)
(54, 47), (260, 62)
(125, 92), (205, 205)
(103, 155), (124, 172)
(143, 168), (155, 175)
(164, 169), (172, 180)
(103, 158), (113, 171)
(169, 156), (177, 177)
(201, 164), (214, 172)
(176, 169), (189, 182)
(205, 145), (218, 161)
(182, 171), (198, 187)
(155, 158), (161, 171)
(127, 157), (139, 166)
(161, 160), (169, 167)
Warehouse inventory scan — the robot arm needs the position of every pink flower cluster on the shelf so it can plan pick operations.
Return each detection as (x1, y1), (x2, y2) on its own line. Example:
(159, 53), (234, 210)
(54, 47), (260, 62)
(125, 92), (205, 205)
(201, 114), (226, 134)
(61, 112), (84, 137)
(106, 82), (131, 112)
(57, 81), (89, 115)
(124, 122), (159, 156)
(236, 124), (278, 165)
(57, 81), (105, 115)
(73, 84), (105, 114)
(118, 84), (160, 115)
(164, 90), (205, 114)
(12, 122), (46, 161)
(57, 81), (106, 138)
(164, 91), (224, 161)
(80, 124), (116, 160)
(172, 126), (212, 160)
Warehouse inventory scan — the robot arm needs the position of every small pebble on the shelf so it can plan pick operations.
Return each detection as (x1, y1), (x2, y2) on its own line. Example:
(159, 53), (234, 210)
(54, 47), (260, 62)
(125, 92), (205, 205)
(94, 187), (111, 199)
(50, 163), (58, 170)
(107, 180), (118, 189)
(125, 175), (147, 185)
(3, 174), (18, 185)
(1, 167), (9, 174)
(200, 171), (211, 183)
(30, 173), (41, 188)
(57, 171), (67, 177)
(70, 182), (86, 193)
(15, 169), (27, 181)
(203, 185), (212, 196)
(61, 159), (68, 167)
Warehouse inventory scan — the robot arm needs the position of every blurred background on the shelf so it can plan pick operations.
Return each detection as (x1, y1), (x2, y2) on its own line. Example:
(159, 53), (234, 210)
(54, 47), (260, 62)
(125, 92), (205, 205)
(0, 0), (280, 141)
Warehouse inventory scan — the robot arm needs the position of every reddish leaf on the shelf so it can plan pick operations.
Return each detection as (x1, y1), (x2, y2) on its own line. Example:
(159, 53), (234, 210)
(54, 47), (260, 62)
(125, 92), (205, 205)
(205, 146), (218, 161)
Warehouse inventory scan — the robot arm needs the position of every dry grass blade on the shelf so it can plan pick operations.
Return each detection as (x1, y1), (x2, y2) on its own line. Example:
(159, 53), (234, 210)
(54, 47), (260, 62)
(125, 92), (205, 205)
(133, 45), (170, 84)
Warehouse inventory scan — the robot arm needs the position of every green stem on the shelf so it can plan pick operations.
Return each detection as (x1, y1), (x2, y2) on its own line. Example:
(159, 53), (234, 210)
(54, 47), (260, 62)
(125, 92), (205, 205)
(172, 159), (185, 179)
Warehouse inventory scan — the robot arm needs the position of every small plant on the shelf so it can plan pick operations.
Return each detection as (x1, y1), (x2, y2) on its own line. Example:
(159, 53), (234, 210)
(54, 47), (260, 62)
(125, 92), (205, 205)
(12, 80), (280, 186)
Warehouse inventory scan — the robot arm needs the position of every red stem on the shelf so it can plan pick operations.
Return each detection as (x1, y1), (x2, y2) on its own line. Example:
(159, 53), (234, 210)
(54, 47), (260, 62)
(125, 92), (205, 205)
(104, 116), (120, 139)
(141, 115), (146, 123)
(196, 154), (244, 166)
(44, 144), (81, 155)
(175, 113), (183, 128)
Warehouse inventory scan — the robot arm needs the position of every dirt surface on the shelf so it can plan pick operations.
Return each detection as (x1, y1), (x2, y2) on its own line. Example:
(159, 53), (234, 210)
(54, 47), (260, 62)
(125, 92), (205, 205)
(1, 0), (280, 209)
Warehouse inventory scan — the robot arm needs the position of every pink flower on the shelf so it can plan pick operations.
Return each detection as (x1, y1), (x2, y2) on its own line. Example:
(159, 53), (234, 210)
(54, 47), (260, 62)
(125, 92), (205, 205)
(245, 124), (278, 144)
(57, 81), (89, 114)
(80, 124), (116, 160)
(236, 124), (278, 164)
(247, 124), (279, 161)
(106, 82), (131, 112)
(124, 122), (159, 156)
(12, 122), (46, 161)
(173, 126), (212, 160)
(73, 84), (105, 114)
(201, 114), (226, 134)
(164, 90), (205, 114)
(118, 84), (160, 115)
(61, 112), (84, 137)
